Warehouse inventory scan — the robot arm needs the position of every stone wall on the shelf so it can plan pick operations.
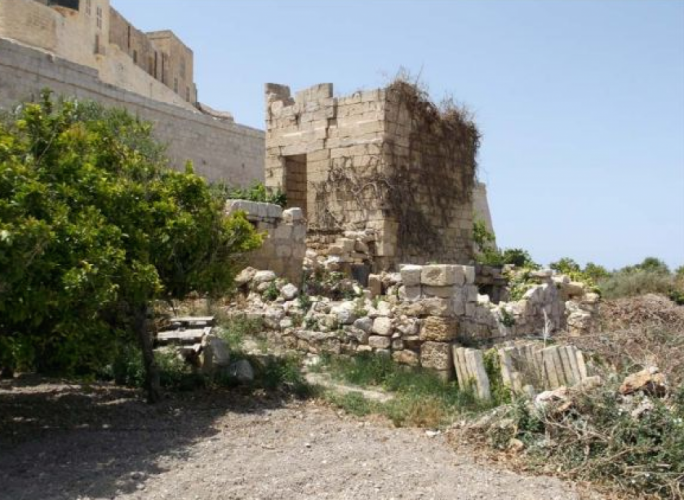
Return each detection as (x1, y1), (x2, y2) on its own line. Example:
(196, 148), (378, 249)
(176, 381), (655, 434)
(225, 201), (306, 285)
(265, 82), (477, 272)
(0, 37), (264, 186)
(228, 263), (599, 381)
(0, 0), (197, 107)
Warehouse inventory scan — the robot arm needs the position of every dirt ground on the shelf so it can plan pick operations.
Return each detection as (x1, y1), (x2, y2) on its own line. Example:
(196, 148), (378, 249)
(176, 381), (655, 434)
(0, 379), (587, 500)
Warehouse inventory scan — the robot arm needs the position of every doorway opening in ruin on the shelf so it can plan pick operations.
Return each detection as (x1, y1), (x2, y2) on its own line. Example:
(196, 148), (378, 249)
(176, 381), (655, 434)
(284, 154), (307, 217)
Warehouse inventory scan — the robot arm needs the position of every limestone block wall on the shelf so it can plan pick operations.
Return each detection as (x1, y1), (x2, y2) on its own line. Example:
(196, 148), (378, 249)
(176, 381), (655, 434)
(0, 37), (264, 186)
(382, 85), (476, 264)
(0, 0), (197, 109)
(225, 201), (306, 284)
(265, 82), (477, 271)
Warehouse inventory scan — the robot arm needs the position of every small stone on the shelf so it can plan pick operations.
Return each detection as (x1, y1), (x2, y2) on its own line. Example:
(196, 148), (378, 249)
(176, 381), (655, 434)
(281, 283), (299, 301)
(331, 302), (357, 325)
(353, 317), (373, 333)
(368, 335), (391, 349)
(372, 317), (393, 336)
(392, 350), (419, 367)
(235, 267), (257, 286)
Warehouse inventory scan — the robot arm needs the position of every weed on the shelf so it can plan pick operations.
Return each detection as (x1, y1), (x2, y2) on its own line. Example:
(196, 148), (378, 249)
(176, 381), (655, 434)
(263, 282), (279, 302)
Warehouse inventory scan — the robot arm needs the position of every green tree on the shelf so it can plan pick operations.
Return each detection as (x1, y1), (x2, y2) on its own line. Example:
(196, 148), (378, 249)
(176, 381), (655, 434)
(550, 257), (581, 274)
(0, 93), (261, 401)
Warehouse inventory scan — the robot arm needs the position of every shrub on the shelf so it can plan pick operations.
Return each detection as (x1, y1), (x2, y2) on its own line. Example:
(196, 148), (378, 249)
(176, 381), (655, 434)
(599, 270), (675, 299)
(0, 93), (262, 401)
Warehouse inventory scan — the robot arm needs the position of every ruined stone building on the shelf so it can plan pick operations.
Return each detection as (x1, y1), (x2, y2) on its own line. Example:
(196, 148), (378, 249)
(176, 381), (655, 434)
(265, 82), (482, 271)
(0, 0), (264, 184)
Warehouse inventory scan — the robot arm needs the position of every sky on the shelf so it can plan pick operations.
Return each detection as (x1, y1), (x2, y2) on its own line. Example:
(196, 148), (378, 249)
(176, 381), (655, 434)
(112, 0), (684, 270)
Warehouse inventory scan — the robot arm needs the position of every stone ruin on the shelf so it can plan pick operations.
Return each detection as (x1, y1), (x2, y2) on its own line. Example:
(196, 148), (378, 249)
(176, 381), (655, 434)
(218, 81), (601, 396)
(264, 81), (479, 274)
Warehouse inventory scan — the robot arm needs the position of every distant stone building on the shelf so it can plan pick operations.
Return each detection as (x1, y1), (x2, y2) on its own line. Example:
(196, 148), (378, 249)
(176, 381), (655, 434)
(265, 82), (482, 271)
(0, 0), (264, 185)
(0, 0), (196, 108)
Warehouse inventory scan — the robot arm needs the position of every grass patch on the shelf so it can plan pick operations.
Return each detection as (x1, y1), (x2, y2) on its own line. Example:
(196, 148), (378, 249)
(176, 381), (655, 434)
(215, 314), (265, 352)
(318, 352), (492, 428)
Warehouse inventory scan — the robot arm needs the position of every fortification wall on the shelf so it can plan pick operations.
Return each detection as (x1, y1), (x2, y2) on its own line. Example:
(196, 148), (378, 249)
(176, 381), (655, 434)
(0, 0), (196, 109)
(0, 37), (264, 186)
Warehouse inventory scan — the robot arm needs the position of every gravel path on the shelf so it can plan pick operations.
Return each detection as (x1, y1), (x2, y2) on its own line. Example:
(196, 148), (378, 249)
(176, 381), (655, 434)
(0, 381), (584, 500)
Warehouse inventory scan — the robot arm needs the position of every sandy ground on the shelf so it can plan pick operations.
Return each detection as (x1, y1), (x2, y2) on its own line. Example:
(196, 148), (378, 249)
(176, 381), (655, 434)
(0, 379), (585, 500)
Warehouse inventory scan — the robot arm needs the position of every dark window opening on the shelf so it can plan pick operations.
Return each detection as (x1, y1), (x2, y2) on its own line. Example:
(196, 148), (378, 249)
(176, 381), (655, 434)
(284, 155), (308, 217)
(127, 26), (131, 49)
(47, 0), (80, 10)
(133, 50), (138, 64)
(174, 78), (178, 93)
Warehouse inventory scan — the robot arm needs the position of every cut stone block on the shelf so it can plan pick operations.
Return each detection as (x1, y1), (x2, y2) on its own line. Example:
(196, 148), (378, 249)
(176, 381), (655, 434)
(420, 341), (453, 371)
(419, 316), (458, 342)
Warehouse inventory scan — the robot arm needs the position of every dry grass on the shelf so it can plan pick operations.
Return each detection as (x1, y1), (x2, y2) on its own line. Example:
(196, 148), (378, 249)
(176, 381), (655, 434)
(559, 294), (684, 386)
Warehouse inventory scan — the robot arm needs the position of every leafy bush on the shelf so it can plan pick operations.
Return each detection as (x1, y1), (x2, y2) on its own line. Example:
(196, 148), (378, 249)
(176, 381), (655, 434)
(213, 181), (287, 207)
(473, 220), (539, 269)
(0, 93), (262, 400)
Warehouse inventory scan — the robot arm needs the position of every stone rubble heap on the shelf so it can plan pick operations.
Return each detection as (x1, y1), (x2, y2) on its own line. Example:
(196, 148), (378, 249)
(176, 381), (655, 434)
(304, 230), (377, 274)
(227, 263), (601, 382)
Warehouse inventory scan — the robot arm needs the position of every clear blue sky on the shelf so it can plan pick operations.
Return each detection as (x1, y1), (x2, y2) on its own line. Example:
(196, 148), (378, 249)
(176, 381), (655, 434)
(112, 0), (684, 271)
